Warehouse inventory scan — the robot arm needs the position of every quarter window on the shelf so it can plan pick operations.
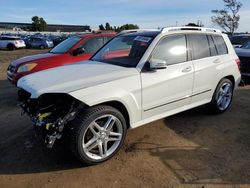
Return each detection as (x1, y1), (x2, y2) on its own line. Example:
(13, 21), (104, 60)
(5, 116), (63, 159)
(189, 34), (210, 60)
(213, 35), (228, 55)
(151, 35), (187, 65)
(207, 35), (218, 56)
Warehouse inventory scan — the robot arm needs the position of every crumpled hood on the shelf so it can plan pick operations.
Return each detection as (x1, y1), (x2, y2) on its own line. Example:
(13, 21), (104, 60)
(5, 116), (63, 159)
(11, 53), (58, 66)
(17, 61), (139, 98)
(235, 48), (250, 57)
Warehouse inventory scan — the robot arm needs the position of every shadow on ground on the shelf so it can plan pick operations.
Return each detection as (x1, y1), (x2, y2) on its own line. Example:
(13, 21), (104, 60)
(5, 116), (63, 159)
(125, 88), (250, 185)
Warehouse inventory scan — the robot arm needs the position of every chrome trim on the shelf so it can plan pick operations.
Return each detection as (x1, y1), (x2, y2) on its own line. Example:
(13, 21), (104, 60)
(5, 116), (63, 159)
(144, 89), (211, 112)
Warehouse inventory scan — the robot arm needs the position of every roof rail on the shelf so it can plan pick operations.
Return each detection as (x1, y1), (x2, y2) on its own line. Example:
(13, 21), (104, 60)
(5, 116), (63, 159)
(161, 27), (222, 33)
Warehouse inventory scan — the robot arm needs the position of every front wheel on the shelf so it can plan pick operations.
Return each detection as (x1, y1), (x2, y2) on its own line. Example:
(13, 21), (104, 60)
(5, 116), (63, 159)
(69, 106), (127, 165)
(208, 78), (234, 114)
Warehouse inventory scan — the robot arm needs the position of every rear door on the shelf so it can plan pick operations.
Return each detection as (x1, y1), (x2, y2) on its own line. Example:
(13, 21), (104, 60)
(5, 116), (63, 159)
(0, 37), (9, 48)
(189, 34), (224, 103)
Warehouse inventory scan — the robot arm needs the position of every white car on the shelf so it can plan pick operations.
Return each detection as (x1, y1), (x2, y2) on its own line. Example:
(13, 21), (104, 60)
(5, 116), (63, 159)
(17, 27), (241, 165)
(0, 35), (26, 50)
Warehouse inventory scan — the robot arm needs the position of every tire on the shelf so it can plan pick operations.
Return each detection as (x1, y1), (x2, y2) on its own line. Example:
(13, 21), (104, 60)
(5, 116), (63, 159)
(208, 78), (234, 114)
(39, 45), (45, 49)
(69, 105), (127, 165)
(7, 43), (15, 51)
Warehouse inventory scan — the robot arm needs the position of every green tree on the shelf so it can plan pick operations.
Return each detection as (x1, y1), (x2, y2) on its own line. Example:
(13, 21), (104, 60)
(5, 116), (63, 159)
(31, 16), (47, 31)
(99, 24), (105, 30)
(211, 0), (242, 35)
(116, 24), (139, 32)
(39, 17), (47, 31)
(105, 22), (112, 30)
(32, 16), (40, 31)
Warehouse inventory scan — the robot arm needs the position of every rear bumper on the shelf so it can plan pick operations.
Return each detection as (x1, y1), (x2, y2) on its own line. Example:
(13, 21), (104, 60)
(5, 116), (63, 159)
(15, 44), (26, 49)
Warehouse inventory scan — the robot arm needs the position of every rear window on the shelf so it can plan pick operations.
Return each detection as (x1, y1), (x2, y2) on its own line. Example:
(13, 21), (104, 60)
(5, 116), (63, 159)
(189, 34), (210, 60)
(230, 36), (250, 45)
(213, 35), (228, 55)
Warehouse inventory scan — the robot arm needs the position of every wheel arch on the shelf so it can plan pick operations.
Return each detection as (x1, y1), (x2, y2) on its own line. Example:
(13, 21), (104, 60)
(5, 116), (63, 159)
(92, 100), (131, 129)
(223, 75), (235, 88)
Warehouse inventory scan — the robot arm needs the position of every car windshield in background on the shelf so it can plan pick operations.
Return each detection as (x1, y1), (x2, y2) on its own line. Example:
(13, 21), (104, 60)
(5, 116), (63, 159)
(241, 41), (250, 49)
(50, 36), (81, 54)
(91, 35), (154, 67)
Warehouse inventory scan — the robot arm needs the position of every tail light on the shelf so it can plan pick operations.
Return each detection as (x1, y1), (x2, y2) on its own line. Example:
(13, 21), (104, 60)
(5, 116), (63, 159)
(235, 58), (241, 71)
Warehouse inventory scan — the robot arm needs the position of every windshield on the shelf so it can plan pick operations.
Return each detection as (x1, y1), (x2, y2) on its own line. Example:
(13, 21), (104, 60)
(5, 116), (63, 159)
(241, 41), (250, 49)
(50, 36), (81, 54)
(91, 35), (154, 67)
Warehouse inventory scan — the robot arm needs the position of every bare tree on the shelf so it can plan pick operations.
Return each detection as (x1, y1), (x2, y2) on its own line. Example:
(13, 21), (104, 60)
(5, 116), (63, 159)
(211, 0), (242, 35)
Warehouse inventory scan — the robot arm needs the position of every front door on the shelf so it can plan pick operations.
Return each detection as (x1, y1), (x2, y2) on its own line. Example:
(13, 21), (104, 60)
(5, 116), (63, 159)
(141, 34), (194, 119)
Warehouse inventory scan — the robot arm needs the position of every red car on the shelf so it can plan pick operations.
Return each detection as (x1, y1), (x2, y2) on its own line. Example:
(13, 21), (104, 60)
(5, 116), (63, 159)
(7, 32), (116, 85)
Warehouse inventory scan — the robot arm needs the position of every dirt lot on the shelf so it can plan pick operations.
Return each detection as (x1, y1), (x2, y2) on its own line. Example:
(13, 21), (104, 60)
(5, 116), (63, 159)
(0, 49), (250, 188)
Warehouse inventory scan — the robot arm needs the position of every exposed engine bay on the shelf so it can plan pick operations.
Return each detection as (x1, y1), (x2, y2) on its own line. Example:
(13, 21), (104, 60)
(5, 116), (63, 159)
(18, 89), (84, 148)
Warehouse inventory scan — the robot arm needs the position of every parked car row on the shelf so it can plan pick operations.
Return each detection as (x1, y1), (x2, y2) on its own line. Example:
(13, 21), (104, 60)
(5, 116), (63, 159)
(0, 33), (73, 50)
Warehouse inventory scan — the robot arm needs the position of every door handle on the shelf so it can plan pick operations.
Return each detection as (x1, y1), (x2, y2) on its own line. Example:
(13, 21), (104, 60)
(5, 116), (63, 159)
(182, 66), (192, 73)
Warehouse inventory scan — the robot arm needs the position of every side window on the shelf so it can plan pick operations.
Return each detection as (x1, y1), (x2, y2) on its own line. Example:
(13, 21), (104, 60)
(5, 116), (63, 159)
(213, 35), (228, 55)
(207, 35), (218, 56)
(151, 35), (187, 65)
(104, 36), (113, 44)
(189, 34), (210, 60)
(80, 37), (104, 54)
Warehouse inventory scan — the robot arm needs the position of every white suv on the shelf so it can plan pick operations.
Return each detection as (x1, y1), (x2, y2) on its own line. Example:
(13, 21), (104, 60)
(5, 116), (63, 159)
(0, 35), (26, 50)
(17, 27), (241, 165)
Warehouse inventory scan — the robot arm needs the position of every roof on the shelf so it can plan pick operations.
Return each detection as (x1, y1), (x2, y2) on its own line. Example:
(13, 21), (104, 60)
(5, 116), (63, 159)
(0, 35), (20, 38)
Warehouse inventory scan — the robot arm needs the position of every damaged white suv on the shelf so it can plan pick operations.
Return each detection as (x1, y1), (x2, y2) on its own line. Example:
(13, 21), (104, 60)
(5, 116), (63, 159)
(17, 27), (241, 165)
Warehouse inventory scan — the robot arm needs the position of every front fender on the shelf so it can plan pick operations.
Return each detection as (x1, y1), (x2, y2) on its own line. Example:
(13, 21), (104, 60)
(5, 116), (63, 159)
(69, 76), (142, 127)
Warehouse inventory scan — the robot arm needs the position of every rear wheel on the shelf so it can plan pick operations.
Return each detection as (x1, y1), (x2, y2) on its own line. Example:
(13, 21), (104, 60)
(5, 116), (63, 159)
(70, 106), (127, 165)
(7, 43), (15, 51)
(208, 78), (234, 114)
(39, 45), (45, 49)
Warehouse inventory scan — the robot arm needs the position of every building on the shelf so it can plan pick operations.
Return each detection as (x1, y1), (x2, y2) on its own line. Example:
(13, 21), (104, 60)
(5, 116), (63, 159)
(0, 22), (90, 32)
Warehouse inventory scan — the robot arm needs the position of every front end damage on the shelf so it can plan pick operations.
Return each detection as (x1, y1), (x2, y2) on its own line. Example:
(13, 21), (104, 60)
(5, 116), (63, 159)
(18, 89), (84, 148)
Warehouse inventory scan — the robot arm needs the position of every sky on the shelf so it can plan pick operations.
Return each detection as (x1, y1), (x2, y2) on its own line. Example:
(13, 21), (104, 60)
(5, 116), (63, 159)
(0, 0), (250, 32)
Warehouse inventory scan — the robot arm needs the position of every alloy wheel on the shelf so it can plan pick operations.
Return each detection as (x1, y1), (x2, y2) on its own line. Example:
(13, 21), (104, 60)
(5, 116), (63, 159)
(82, 114), (123, 160)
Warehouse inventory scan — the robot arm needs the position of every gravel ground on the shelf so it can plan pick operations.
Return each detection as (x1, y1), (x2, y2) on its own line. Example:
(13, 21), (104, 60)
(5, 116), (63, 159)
(0, 49), (250, 188)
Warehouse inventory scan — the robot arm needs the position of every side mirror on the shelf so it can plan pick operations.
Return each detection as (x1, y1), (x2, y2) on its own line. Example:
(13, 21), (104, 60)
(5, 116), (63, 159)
(72, 47), (85, 56)
(149, 58), (167, 69)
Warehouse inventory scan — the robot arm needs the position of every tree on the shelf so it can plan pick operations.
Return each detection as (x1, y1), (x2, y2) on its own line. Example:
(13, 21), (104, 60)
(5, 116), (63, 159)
(99, 24), (105, 30)
(39, 17), (47, 31)
(32, 16), (40, 31)
(31, 16), (47, 31)
(116, 24), (139, 32)
(211, 0), (242, 35)
(186, 21), (204, 27)
(105, 22), (112, 30)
